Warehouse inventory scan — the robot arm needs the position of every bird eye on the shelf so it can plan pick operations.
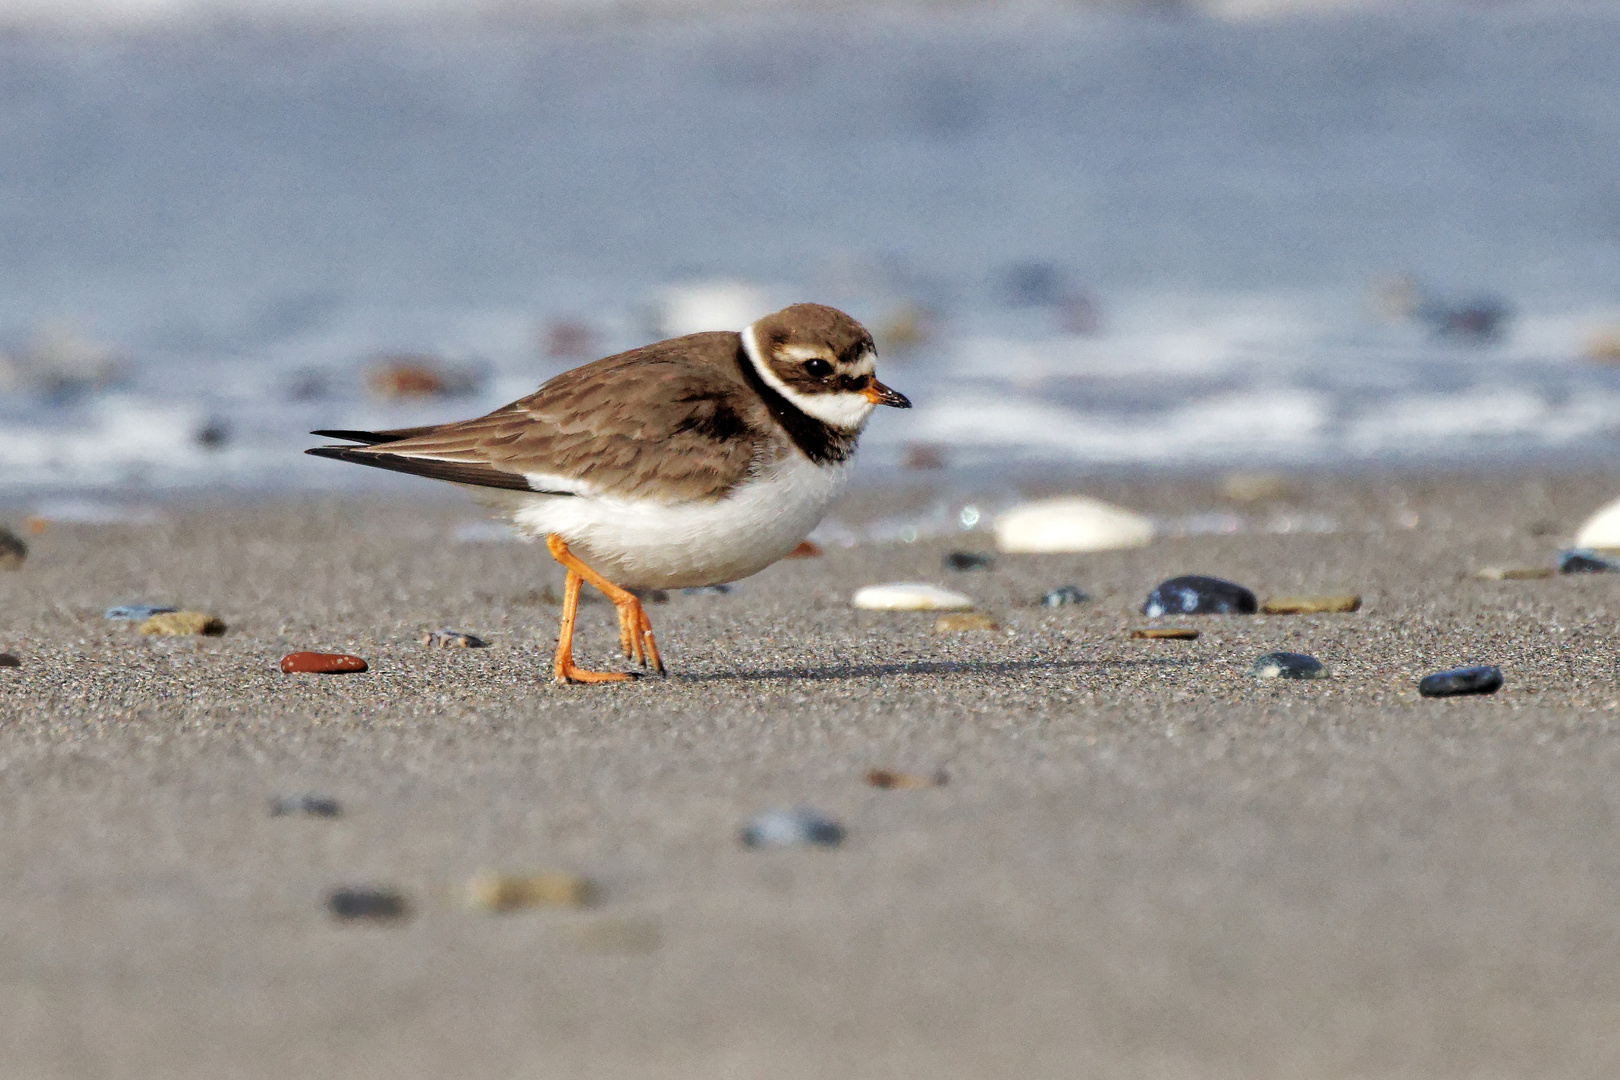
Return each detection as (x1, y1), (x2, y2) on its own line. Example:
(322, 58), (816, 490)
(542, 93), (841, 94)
(804, 358), (833, 378)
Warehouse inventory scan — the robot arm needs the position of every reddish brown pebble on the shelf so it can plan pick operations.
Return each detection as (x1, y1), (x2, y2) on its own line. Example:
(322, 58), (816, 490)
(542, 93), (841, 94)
(785, 540), (822, 559)
(1130, 628), (1200, 640)
(865, 768), (947, 790)
(280, 652), (368, 674)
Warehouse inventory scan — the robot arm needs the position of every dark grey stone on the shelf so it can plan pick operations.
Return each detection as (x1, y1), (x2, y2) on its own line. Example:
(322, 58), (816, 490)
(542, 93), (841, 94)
(945, 551), (994, 572)
(104, 604), (178, 621)
(270, 794), (342, 817)
(0, 653), (19, 668)
(1252, 652), (1328, 680)
(741, 807), (845, 849)
(0, 527), (26, 570)
(327, 888), (409, 920)
(1419, 666), (1504, 698)
(1559, 549), (1620, 574)
(1143, 576), (1258, 617)
(1040, 585), (1090, 607)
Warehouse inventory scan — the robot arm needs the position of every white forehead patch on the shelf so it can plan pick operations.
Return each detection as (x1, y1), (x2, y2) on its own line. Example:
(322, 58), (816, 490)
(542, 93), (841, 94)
(742, 324), (876, 432)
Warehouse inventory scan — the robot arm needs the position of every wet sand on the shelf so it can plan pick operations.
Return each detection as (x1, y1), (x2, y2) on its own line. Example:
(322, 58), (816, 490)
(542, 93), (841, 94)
(2, 469), (1620, 1078)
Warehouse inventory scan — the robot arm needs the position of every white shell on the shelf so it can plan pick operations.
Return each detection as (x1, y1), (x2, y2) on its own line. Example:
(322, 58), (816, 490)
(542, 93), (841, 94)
(1574, 496), (1620, 552)
(994, 496), (1155, 554)
(852, 583), (976, 611)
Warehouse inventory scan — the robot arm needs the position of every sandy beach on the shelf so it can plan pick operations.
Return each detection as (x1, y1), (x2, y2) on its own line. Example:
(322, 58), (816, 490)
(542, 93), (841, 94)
(2, 468), (1620, 1077)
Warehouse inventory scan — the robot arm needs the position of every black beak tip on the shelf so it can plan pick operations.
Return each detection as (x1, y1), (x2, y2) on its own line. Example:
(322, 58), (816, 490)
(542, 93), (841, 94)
(889, 390), (913, 409)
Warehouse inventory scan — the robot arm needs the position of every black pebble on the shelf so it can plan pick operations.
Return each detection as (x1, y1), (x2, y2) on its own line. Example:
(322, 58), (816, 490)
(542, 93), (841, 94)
(1040, 585), (1089, 607)
(945, 551), (994, 572)
(1252, 651), (1327, 680)
(1143, 575), (1258, 617)
(327, 888), (409, 920)
(270, 794), (342, 817)
(0, 653), (19, 668)
(740, 807), (846, 848)
(1418, 665), (1504, 698)
(1559, 549), (1620, 574)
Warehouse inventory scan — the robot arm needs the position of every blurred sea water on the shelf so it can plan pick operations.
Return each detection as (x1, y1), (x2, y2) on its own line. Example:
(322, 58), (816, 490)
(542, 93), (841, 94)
(2, 2), (1620, 494)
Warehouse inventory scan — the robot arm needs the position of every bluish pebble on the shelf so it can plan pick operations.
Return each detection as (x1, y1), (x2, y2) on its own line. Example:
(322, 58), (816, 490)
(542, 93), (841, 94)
(1040, 585), (1090, 607)
(1252, 651), (1328, 680)
(270, 794), (342, 817)
(944, 551), (994, 572)
(327, 888), (409, 920)
(1143, 575), (1258, 617)
(105, 604), (178, 621)
(1559, 549), (1620, 574)
(740, 807), (845, 849)
(1419, 665), (1504, 698)
(682, 585), (731, 596)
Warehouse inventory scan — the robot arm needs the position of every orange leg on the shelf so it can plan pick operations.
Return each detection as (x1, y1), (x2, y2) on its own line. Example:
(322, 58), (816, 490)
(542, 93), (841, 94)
(546, 535), (666, 683)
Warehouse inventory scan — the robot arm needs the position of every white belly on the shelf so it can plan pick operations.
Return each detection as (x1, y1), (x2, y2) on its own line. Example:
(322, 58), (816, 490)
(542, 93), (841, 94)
(507, 454), (851, 589)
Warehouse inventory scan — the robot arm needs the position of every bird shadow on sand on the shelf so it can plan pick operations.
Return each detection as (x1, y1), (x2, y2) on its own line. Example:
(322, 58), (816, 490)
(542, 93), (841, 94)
(679, 656), (1201, 684)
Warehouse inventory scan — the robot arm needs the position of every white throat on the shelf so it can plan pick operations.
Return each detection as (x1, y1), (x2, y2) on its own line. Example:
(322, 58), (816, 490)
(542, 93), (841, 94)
(741, 324), (876, 431)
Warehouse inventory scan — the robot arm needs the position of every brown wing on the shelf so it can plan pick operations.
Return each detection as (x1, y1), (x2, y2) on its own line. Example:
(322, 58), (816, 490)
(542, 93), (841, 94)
(306, 332), (775, 502)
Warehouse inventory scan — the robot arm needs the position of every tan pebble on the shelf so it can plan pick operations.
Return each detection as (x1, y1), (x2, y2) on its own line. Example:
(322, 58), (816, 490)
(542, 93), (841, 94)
(1475, 566), (1554, 581)
(421, 629), (487, 648)
(935, 613), (998, 632)
(570, 918), (661, 954)
(1130, 628), (1199, 640)
(138, 611), (226, 636)
(466, 872), (595, 912)
(1260, 594), (1362, 614)
(1220, 471), (1292, 503)
(865, 768), (947, 789)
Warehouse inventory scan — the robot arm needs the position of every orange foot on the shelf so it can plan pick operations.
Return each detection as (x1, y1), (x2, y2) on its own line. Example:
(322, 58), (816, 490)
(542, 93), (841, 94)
(545, 534), (666, 685)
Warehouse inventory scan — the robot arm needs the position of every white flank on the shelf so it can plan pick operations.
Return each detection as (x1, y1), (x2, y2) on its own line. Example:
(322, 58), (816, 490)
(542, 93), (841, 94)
(1575, 496), (1620, 552)
(741, 324), (875, 431)
(509, 452), (853, 589)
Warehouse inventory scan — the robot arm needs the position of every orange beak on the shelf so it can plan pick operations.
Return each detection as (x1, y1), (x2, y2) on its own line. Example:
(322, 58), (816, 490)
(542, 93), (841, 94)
(862, 379), (912, 408)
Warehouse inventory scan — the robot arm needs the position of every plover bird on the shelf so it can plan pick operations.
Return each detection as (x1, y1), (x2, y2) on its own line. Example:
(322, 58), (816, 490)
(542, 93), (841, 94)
(307, 303), (910, 684)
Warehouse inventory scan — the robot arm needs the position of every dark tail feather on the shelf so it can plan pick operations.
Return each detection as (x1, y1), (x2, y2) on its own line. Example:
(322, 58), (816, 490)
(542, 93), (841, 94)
(304, 445), (537, 492)
(309, 426), (441, 446)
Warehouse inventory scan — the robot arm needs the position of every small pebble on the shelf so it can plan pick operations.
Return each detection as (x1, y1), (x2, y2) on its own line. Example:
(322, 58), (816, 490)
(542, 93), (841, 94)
(105, 604), (179, 621)
(422, 629), (487, 648)
(1419, 665), (1504, 698)
(853, 583), (975, 611)
(1142, 575), (1258, 617)
(1475, 566), (1554, 580)
(682, 584), (731, 596)
(935, 612), (998, 632)
(995, 496), (1155, 554)
(465, 872), (595, 911)
(138, 611), (226, 636)
(269, 794), (342, 817)
(0, 526), (26, 570)
(1130, 628), (1199, 640)
(327, 888), (409, 921)
(785, 540), (822, 559)
(944, 551), (994, 572)
(741, 807), (845, 848)
(1252, 652), (1329, 680)
(1261, 594), (1361, 615)
(280, 652), (368, 674)
(1040, 585), (1090, 607)
(866, 768), (947, 789)
(1559, 549), (1620, 574)
(0, 653), (19, 668)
